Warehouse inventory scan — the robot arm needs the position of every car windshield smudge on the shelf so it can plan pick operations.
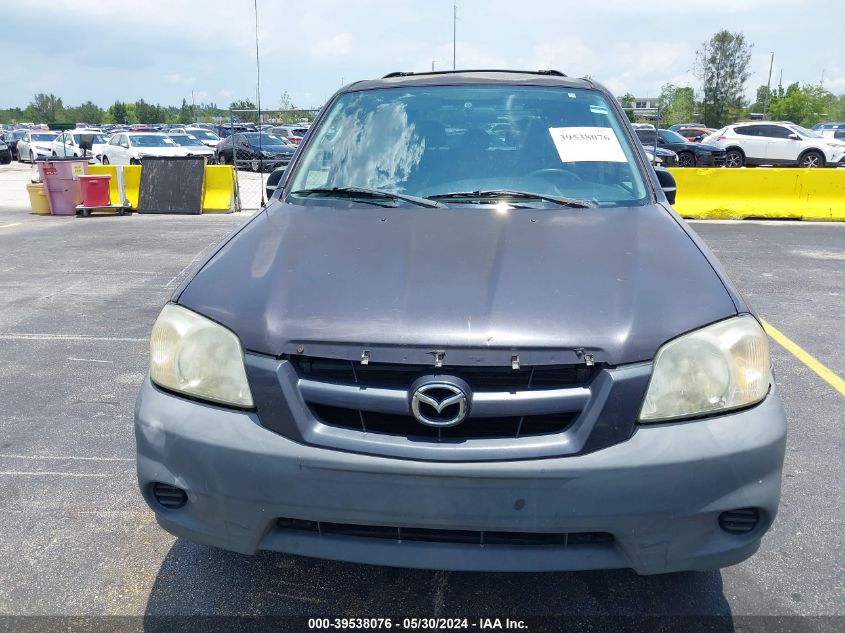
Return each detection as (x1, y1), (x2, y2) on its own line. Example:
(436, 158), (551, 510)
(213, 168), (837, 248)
(287, 85), (649, 209)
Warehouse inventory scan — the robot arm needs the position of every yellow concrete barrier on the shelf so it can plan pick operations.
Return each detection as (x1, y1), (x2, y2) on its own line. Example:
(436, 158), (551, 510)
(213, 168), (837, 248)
(669, 167), (845, 220)
(123, 165), (141, 209)
(87, 164), (141, 209)
(91, 164), (233, 212)
(202, 165), (235, 213)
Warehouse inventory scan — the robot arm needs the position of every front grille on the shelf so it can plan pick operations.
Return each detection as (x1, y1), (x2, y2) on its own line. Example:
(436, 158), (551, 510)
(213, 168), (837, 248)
(310, 403), (575, 440)
(291, 356), (595, 389)
(276, 517), (614, 547)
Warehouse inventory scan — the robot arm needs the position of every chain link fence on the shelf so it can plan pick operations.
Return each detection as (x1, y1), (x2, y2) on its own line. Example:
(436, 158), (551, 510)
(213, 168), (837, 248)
(223, 108), (318, 211)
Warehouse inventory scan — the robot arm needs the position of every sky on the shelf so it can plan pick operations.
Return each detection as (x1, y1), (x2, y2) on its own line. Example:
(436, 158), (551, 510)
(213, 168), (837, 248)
(1, 0), (843, 110)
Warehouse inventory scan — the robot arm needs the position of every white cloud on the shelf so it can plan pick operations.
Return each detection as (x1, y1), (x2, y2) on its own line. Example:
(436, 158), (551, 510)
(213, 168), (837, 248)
(309, 32), (354, 59)
(164, 72), (196, 86)
(0, 0), (839, 110)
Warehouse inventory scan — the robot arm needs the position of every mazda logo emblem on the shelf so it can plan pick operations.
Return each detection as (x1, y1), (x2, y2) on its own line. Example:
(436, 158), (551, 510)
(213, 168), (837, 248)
(410, 382), (469, 427)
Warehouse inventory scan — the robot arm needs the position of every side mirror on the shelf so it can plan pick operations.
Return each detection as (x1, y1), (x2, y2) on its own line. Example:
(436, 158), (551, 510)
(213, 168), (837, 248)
(654, 166), (676, 205)
(788, 133), (801, 140)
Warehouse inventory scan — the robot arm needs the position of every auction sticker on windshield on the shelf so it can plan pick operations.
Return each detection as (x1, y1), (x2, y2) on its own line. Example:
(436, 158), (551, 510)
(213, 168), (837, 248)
(548, 126), (626, 162)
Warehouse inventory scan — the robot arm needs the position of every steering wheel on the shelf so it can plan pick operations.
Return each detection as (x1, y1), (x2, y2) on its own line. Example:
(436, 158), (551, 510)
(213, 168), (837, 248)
(527, 167), (583, 182)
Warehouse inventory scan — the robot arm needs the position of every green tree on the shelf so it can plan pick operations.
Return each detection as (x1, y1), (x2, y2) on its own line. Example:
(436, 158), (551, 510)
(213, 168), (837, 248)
(124, 102), (140, 124)
(109, 101), (128, 124)
(829, 94), (845, 121)
(179, 98), (193, 124)
(657, 83), (697, 126)
(230, 99), (258, 122)
(767, 83), (836, 126)
(68, 101), (104, 124)
(279, 91), (293, 110)
(696, 30), (753, 127)
(618, 93), (636, 122)
(748, 85), (774, 114)
(26, 93), (64, 123)
(135, 99), (164, 124)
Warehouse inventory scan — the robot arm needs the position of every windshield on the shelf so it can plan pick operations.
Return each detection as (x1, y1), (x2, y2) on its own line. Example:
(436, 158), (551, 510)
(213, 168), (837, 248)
(129, 135), (178, 147)
(789, 125), (821, 139)
(242, 132), (288, 146)
(169, 135), (204, 147)
(659, 130), (689, 144)
(186, 129), (219, 140)
(32, 133), (57, 141)
(287, 85), (648, 208)
(72, 133), (107, 144)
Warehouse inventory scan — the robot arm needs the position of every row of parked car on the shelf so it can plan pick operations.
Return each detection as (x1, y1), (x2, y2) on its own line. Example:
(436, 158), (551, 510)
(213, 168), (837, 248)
(0, 122), (312, 172)
(638, 120), (845, 168)
(4, 117), (844, 171)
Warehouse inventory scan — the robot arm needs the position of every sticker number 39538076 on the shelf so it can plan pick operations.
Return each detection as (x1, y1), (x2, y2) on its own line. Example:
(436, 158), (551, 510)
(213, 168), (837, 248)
(548, 126), (627, 163)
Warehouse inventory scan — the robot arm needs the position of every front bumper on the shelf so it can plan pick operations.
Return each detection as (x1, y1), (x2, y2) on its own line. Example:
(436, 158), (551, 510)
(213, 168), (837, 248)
(135, 378), (786, 574)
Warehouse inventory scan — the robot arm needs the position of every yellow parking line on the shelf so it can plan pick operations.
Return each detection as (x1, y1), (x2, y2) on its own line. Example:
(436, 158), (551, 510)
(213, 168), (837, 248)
(761, 319), (845, 397)
(0, 223), (21, 229)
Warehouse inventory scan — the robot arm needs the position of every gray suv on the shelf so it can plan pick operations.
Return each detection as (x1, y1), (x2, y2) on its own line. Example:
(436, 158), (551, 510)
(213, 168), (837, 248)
(135, 70), (786, 574)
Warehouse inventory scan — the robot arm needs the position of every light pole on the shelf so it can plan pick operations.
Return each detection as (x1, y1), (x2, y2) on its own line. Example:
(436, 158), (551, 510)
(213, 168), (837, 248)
(764, 52), (774, 117)
(452, 2), (457, 70)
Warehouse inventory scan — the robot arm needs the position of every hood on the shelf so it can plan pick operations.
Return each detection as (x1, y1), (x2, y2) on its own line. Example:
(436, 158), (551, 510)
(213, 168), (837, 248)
(135, 147), (189, 157)
(200, 139), (219, 147)
(177, 203), (738, 366)
(182, 146), (214, 155)
(253, 144), (294, 154)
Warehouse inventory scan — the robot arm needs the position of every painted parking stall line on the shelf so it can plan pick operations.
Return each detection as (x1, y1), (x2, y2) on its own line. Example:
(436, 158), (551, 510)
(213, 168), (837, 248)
(761, 318), (845, 397)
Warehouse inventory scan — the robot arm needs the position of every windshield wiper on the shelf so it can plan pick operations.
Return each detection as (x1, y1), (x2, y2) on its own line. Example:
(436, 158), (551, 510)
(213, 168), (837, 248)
(290, 187), (445, 208)
(427, 190), (596, 208)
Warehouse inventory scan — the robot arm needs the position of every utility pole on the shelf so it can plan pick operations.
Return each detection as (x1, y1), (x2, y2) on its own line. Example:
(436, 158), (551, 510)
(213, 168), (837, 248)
(431, 60), (437, 72)
(764, 52), (774, 116)
(452, 2), (457, 70)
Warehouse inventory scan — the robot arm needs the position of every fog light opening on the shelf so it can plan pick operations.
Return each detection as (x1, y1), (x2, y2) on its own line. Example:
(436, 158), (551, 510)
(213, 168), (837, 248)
(718, 508), (760, 535)
(151, 482), (188, 510)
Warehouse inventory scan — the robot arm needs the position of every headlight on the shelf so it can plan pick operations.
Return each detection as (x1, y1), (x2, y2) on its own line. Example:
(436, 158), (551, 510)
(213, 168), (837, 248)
(639, 315), (769, 423)
(149, 304), (254, 408)
(261, 150), (275, 158)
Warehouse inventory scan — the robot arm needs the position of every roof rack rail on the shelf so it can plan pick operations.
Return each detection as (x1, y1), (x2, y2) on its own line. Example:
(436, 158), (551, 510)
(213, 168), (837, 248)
(382, 69), (568, 79)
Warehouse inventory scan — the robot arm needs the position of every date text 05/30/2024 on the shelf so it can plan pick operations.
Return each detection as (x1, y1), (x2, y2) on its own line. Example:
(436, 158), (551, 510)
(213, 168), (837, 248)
(307, 618), (528, 630)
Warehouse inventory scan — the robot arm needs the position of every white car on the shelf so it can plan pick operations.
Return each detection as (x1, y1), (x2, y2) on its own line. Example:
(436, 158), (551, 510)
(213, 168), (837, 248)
(101, 132), (190, 165)
(704, 121), (845, 168)
(167, 134), (217, 163)
(51, 130), (109, 163)
(184, 127), (222, 148)
(17, 130), (59, 163)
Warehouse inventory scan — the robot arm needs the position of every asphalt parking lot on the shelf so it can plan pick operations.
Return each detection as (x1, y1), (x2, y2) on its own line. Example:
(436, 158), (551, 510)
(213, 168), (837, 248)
(0, 162), (843, 631)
